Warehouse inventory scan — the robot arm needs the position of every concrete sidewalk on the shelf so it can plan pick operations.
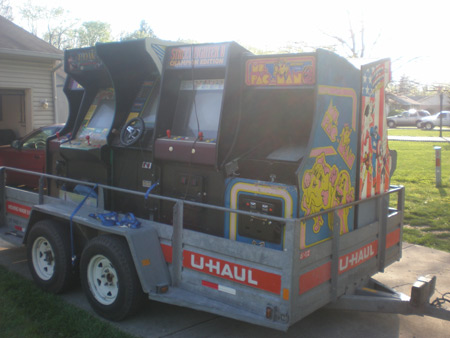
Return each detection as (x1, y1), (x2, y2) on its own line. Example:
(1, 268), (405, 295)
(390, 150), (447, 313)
(1, 235), (449, 337)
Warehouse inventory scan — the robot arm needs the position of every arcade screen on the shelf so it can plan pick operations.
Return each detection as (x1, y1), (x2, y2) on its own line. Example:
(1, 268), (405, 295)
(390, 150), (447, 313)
(172, 79), (224, 140)
(128, 81), (160, 127)
(68, 78), (83, 90)
(77, 89), (115, 140)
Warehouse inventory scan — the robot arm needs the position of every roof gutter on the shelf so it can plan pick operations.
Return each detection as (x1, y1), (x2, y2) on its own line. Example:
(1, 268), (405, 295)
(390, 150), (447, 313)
(52, 60), (64, 124)
(0, 47), (63, 61)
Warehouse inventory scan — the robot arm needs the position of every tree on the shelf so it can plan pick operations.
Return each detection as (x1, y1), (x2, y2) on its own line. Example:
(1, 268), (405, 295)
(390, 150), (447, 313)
(42, 7), (79, 50)
(324, 14), (380, 59)
(120, 20), (156, 41)
(387, 75), (429, 97)
(77, 21), (112, 47)
(19, 2), (111, 49)
(19, 1), (47, 36)
(0, 0), (13, 20)
(19, 3), (78, 49)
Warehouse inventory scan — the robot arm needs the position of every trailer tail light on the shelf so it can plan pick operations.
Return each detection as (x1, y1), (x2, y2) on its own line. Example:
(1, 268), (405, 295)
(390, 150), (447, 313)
(266, 306), (273, 319)
(282, 288), (290, 300)
(156, 284), (169, 294)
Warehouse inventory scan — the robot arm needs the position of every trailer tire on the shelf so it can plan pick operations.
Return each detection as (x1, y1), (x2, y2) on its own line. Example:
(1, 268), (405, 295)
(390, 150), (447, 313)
(27, 220), (74, 294)
(80, 235), (143, 321)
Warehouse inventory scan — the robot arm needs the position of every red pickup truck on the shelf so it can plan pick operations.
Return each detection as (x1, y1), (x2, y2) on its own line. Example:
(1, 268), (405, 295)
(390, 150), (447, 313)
(0, 124), (63, 188)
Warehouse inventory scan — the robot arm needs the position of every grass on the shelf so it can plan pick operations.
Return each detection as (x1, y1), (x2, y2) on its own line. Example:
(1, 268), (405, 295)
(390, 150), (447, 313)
(389, 140), (450, 252)
(0, 265), (135, 338)
(388, 127), (450, 137)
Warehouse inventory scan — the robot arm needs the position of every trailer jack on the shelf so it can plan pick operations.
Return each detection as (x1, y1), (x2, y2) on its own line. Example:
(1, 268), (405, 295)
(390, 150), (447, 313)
(327, 275), (450, 321)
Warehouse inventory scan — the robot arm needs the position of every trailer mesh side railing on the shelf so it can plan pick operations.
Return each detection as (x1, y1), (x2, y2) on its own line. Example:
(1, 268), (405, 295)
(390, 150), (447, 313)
(0, 165), (404, 285)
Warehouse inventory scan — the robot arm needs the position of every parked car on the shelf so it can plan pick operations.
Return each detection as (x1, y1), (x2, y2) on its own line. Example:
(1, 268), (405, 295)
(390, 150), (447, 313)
(387, 109), (431, 128)
(0, 124), (64, 188)
(418, 111), (450, 130)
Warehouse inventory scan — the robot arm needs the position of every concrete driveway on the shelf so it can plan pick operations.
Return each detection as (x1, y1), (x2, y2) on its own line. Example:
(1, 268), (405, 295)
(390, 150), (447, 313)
(1, 237), (449, 337)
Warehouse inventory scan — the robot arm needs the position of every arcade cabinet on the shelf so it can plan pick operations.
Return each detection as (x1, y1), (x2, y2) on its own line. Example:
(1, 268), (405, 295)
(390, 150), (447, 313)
(108, 38), (177, 215)
(58, 44), (114, 197)
(223, 49), (391, 251)
(55, 39), (170, 207)
(153, 42), (250, 235)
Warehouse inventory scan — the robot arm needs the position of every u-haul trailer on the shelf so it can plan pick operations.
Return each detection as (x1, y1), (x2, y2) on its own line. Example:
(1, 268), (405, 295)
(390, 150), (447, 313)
(1, 170), (448, 329)
(0, 168), (415, 330)
(0, 40), (449, 330)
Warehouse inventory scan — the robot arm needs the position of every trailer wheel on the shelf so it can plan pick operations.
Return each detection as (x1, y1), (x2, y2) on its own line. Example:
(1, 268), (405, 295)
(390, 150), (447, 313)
(27, 220), (74, 294)
(80, 235), (143, 321)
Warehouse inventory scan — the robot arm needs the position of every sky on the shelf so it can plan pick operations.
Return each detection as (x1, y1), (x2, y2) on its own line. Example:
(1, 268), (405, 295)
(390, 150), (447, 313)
(10, 0), (450, 87)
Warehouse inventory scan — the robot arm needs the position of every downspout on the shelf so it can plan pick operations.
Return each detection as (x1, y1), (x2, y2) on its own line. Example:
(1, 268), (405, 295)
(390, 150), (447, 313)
(52, 60), (63, 123)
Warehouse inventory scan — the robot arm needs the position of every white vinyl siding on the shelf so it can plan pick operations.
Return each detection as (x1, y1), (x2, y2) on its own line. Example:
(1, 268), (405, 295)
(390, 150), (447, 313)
(0, 58), (56, 135)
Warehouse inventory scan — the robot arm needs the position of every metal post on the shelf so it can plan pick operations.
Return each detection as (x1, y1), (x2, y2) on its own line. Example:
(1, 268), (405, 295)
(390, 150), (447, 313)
(439, 91), (443, 137)
(290, 218), (301, 298)
(331, 210), (340, 301)
(435, 146), (442, 188)
(172, 201), (184, 287)
(397, 186), (405, 212)
(97, 186), (104, 209)
(38, 176), (45, 204)
(377, 195), (388, 272)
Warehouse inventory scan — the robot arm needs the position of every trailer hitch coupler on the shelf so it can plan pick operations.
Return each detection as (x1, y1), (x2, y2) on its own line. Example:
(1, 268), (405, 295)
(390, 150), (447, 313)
(410, 275), (436, 307)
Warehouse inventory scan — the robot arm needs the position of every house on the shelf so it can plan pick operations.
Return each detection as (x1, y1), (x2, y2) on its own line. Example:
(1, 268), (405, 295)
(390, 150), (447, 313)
(418, 94), (450, 114)
(0, 15), (68, 139)
(386, 93), (421, 115)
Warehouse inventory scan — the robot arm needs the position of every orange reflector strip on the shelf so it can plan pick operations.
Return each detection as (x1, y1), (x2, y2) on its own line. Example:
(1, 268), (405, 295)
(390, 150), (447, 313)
(283, 288), (290, 300)
(141, 259), (151, 266)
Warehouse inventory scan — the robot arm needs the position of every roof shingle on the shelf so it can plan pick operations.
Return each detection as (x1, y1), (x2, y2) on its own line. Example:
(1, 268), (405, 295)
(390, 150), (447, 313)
(0, 15), (62, 57)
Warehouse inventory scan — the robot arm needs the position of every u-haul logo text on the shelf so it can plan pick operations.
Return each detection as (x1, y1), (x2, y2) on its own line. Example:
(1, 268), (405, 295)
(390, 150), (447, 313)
(6, 201), (31, 218)
(299, 240), (380, 295)
(189, 253), (258, 285)
(339, 242), (377, 273)
(183, 250), (281, 294)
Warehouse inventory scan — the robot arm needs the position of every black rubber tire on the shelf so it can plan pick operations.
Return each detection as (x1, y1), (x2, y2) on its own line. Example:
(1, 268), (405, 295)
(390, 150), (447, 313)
(425, 122), (434, 130)
(80, 235), (143, 321)
(27, 220), (74, 294)
(387, 120), (395, 128)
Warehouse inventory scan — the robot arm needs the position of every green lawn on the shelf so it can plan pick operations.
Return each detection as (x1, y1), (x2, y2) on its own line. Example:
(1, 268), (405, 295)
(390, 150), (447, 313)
(389, 140), (450, 252)
(0, 265), (134, 338)
(388, 127), (450, 137)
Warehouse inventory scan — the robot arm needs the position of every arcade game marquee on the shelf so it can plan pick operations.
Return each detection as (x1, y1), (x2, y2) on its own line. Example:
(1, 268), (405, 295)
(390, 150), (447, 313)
(2, 39), (446, 330)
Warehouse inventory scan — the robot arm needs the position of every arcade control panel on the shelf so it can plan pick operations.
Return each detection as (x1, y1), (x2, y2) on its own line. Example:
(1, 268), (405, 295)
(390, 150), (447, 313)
(154, 131), (217, 166)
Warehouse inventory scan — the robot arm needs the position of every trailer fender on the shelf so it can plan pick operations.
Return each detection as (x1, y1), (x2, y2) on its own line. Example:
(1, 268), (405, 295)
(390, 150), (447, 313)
(123, 226), (172, 294)
(23, 209), (58, 244)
